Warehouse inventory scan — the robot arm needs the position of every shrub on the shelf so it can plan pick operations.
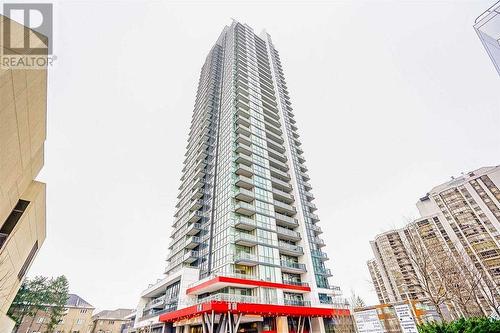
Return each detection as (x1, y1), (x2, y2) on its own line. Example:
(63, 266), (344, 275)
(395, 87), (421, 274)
(418, 317), (500, 333)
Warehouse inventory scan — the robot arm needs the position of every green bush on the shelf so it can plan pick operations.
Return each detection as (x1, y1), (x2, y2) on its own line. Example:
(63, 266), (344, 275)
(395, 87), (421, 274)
(418, 317), (500, 333)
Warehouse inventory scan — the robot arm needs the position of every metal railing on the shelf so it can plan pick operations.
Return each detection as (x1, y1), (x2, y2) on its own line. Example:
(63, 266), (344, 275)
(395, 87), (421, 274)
(280, 261), (306, 271)
(276, 226), (300, 238)
(278, 241), (303, 253)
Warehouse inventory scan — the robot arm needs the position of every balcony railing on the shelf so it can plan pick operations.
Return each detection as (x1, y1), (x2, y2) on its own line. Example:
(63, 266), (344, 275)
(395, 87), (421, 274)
(313, 237), (325, 246)
(234, 252), (258, 262)
(316, 267), (332, 276)
(196, 293), (314, 307)
(311, 249), (328, 259)
(282, 280), (309, 287)
(234, 232), (257, 245)
(284, 299), (311, 307)
(233, 216), (257, 230)
(278, 242), (303, 254)
(235, 202), (256, 216)
(276, 226), (300, 239)
(275, 213), (299, 227)
(280, 261), (306, 271)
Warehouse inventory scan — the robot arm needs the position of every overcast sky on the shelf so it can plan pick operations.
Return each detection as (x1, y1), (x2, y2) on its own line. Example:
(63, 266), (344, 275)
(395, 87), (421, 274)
(12, 0), (500, 310)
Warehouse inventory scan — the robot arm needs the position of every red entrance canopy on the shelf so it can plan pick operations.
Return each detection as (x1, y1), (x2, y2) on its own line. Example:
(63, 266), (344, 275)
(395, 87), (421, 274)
(159, 301), (350, 323)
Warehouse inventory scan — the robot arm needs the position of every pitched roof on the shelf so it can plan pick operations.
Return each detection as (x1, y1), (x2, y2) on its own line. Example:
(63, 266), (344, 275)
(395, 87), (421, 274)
(66, 294), (94, 308)
(93, 308), (134, 320)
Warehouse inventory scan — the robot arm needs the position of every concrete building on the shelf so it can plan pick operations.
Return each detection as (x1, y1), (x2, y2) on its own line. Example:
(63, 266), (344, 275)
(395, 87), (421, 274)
(474, 1), (500, 76)
(91, 308), (134, 333)
(370, 230), (425, 303)
(15, 294), (94, 333)
(368, 166), (500, 318)
(0, 15), (48, 332)
(367, 259), (390, 305)
(131, 21), (349, 333)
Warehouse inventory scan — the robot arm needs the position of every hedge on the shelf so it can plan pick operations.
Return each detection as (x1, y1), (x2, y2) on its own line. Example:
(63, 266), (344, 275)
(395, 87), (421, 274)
(418, 317), (500, 333)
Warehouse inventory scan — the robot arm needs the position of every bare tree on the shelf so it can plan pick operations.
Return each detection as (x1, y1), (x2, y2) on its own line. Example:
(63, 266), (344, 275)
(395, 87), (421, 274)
(478, 273), (500, 317)
(348, 290), (366, 309)
(404, 230), (451, 321)
(444, 249), (485, 317)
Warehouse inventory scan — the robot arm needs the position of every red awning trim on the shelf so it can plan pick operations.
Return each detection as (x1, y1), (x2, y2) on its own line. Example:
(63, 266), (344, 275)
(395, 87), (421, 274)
(186, 276), (311, 295)
(159, 301), (350, 323)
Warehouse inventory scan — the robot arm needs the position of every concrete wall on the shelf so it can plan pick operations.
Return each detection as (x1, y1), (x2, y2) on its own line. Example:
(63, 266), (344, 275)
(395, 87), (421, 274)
(0, 14), (48, 329)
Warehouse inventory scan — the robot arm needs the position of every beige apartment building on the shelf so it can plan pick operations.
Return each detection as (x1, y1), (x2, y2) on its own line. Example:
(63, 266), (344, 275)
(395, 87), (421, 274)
(16, 294), (94, 333)
(368, 166), (500, 318)
(370, 230), (425, 303)
(367, 259), (390, 304)
(0, 15), (48, 332)
(91, 309), (134, 333)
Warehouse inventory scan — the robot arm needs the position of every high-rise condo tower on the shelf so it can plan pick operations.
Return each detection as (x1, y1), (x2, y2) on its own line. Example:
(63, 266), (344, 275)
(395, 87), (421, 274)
(131, 21), (349, 333)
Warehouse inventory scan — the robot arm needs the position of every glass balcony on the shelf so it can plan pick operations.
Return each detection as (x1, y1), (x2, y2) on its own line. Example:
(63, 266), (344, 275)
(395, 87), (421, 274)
(189, 199), (204, 211)
(183, 250), (199, 264)
(276, 226), (301, 241)
(235, 142), (252, 156)
(186, 223), (203, 236)
(233, 216), (257, 231)
(190, 187), (204, 200)
(264, 121), (282, 136)
(267, 140), (285, 154)
(280, 260), (307, 274)
(236, 116), (251, 129)
(235, 124), (251, 137)
(266, 131), (284, 147)
(235, 153), (252, 167)
(316, 267), (332, 277)
(303, 181), (312, 190)
(309, 224), (322, 234)
(234, 232), (257, 247)
(185, 236), (201, 249)
(282, 280), (309, 287)
(236, 105), (250, 119)
(284, 299), (311, 307)
(275, 213), (299, 228)
(274, 200), (296, 215)
(313, 237), (326, 247)
(308, 212), (320, 222)
(235, 188), (254, 202)
(144, 295), (166, 310)
(306, 201), (317, 212)
(311, 249), (328, 261)
(269, 166), (290, 181)
(278, 242), (303, 256)
(234, 252), (258, 266)
(268, 156), (288, 172)
(268, 147), (287, 163)
(236, 133), (252, 146)
(235, 202), (256, 216)
(272, 188), (294, 204)
(235, 175), (254, 190)
(271, 177), (293, 192)
(187, 210), (203, 223)
(235, 163), (253, 177)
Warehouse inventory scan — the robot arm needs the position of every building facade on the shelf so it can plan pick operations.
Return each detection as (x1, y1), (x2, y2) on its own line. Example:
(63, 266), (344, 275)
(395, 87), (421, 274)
(370, 230), (426, 304)
(368, 166), (500, 319)
(0, 15), (48, 332)
(91, 309), (134, 333)
(131, 21), (349, 333)
(367, 259), (390, 305)
(15, 294), (94, 333)
(474, 1), (500, 76)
